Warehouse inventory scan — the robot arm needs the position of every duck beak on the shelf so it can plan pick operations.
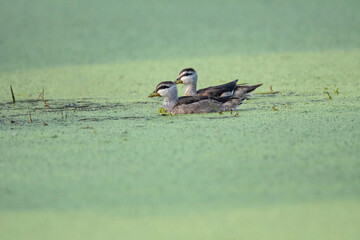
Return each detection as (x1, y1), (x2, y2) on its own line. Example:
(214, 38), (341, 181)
(148, 92), (161, 98)
(175, 78), (183, 84)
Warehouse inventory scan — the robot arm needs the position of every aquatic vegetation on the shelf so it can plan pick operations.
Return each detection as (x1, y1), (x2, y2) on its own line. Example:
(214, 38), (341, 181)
(324, 91), (332, 100)
(158, 107), (171, 116)
(10, 85), (15, 104)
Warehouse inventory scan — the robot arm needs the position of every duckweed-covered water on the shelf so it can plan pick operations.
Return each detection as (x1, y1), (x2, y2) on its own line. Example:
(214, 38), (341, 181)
(1, 0), (360, 239)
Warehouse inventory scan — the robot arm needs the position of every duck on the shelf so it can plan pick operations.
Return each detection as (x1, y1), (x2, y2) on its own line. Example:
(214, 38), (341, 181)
(148, 81), (247, 114)
(175, 68), (263, 97)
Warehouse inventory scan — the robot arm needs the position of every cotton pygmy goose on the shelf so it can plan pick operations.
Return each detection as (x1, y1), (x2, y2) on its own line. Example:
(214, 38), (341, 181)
(148, 81), (247, 114)
(175, 68), (263, 97)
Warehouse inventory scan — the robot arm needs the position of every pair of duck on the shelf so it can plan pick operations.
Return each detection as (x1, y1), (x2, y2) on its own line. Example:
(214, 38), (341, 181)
(148, 68), (263, 114)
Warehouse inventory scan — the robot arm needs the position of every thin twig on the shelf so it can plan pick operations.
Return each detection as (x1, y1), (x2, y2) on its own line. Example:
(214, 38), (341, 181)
(28, 107), (32, 123)
(37, 89), (44, 100)
(38, 89), (50, 107)
(10, 85), (15, 104)
(257, 85), (279, 95)
(42, 97), (50, 107)
(257, 91), (280, 95)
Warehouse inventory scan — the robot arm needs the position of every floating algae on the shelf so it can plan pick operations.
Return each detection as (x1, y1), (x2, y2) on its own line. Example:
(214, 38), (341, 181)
(158, 107), (171, 116)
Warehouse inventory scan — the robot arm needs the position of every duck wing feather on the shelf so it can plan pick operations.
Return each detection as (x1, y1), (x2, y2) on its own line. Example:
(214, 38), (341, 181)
(196, 80), (238, 97)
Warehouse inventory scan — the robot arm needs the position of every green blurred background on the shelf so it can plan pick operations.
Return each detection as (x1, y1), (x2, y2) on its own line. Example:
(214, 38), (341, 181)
(1, 0), (359, 71)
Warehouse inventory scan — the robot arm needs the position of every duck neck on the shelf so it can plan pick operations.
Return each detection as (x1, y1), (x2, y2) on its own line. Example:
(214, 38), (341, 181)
(163, 96), (178, 112)
(184, 83), (197, 96)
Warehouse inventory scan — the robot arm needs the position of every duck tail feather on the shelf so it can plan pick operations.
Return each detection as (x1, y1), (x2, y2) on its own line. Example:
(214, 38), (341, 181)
(233, 83), (263, 97)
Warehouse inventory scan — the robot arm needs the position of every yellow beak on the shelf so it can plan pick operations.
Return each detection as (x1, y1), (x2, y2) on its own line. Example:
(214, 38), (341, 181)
(148, 92), (161, 98)
(175, 79), (183, 84)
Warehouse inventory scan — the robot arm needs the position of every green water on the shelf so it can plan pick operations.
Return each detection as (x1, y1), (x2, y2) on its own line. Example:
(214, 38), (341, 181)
(1, 0), (360, 239)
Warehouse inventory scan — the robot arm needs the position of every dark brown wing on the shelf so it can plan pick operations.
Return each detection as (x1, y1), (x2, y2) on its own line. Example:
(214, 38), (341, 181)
(196, 80), (238, 97)
(176, 96), (214, 107)
(175, 95), (241, 107)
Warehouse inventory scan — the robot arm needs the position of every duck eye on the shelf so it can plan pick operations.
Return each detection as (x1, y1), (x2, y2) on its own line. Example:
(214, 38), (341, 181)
(157, 85), (169, 91)
(181, 72), (192, 78)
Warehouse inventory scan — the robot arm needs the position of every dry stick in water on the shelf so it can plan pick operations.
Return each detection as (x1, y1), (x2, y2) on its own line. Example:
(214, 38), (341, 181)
(257, 85), (279, 95)
(38, 89), (50, 107)
(28, 107), (32, 123)
(10, 85), (15, 103)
